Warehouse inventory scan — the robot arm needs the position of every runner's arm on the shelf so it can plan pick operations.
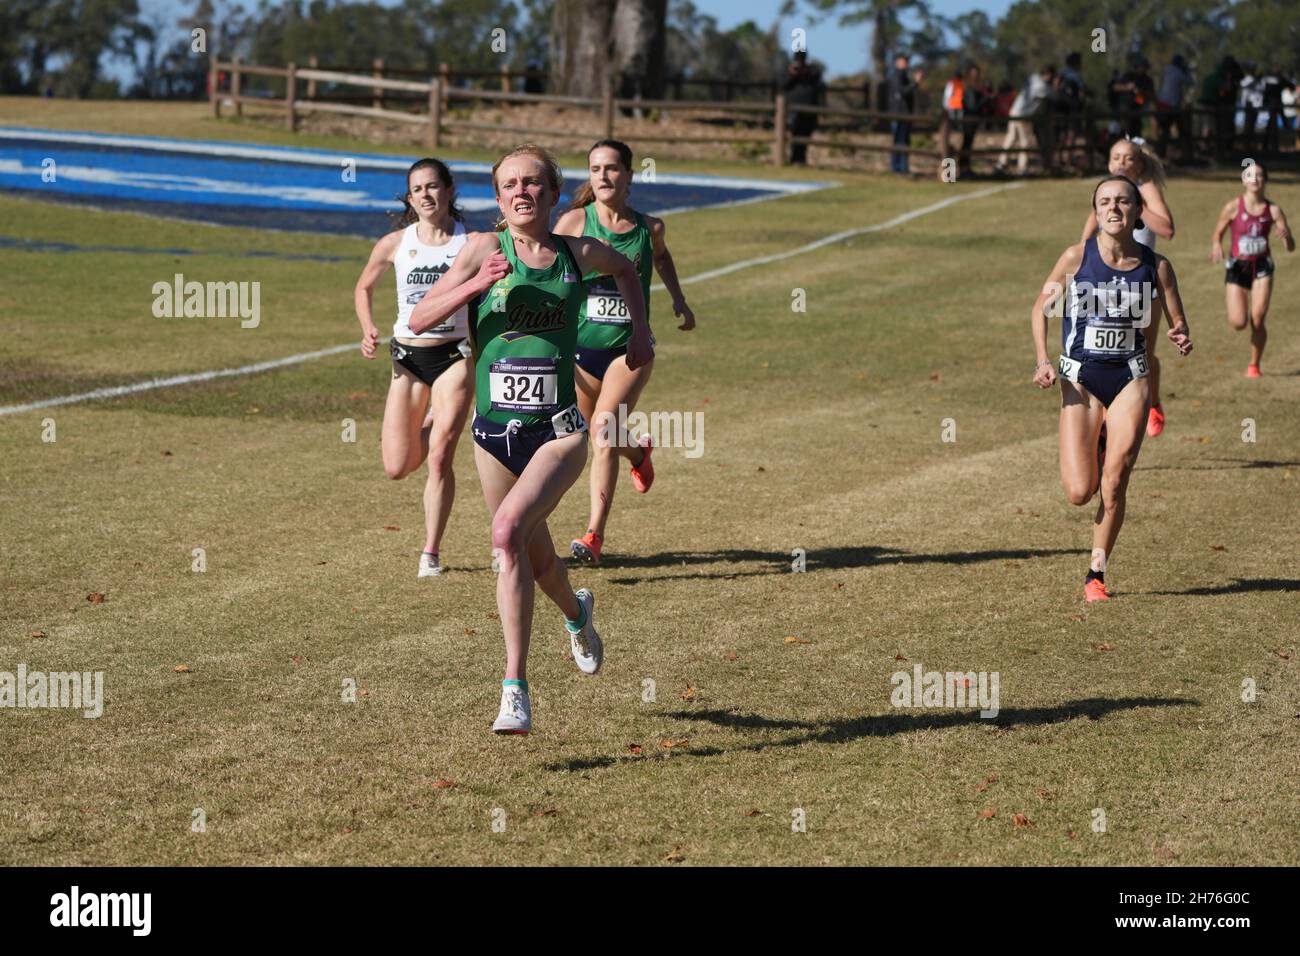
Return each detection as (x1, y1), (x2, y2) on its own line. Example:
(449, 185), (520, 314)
(553, 208), (585, 238)
(1272, 204), (1295, 252)
(1079, 210), (1097, 244)
(1030, 243), (1083, 386)
(1156, 256), (1192, 354)
(408, 232), (504, 335)
(647, 216), (694, 331)
(1209, 199), (1235, 262)
(1140, 182), (1174, 239)
(353, 231), (400, 358)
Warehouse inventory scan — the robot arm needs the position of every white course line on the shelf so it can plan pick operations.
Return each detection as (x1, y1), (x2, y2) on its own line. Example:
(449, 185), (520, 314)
(651, 181), (1023, 291)
(0, 343), (358, 417)
(0, 182), (1023, 418)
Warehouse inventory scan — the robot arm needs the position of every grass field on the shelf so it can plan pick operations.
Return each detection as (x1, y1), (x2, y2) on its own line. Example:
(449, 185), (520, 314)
(1, 101), (1298, 866)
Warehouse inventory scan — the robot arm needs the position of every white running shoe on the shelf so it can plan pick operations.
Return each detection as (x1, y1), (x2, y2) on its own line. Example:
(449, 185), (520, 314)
(566, 589), (603, 675)
(491, 684), (531, 734)
(418, 552), (441, 578)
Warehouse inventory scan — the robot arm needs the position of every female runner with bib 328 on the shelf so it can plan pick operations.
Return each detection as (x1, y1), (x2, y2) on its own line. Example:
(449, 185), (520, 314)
(408, 145), (652, 735)
(554, 139), (696, 565)
(354, 158), (474, 579)
(1032, 175), (1192, 602)
(1209, 161), (1294, 377)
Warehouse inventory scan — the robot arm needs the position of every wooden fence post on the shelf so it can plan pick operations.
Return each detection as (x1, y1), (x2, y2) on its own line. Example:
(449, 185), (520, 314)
(209, 53), (219, 118)
(602, 75), (614, 139)
(232, 56), (242, 117)
(439, 62), (450, 112)
(286, 61), (297, 131)
(937, 111), (950, 179)
(372, 57), (384, 110)
(306, 55), (318, 100)
(428, 78), (442, 150)
(500, 63), (510, 94)
(773, 93), (787, 166)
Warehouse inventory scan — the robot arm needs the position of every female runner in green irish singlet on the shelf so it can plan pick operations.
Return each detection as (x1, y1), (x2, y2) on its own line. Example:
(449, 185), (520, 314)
(408, 145), (652, 735)
(555, 140), (696, 565)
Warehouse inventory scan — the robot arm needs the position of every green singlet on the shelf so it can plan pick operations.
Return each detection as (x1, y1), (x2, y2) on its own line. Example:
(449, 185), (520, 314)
(471, 230), (585, 427)
(576, 203), (654, 351)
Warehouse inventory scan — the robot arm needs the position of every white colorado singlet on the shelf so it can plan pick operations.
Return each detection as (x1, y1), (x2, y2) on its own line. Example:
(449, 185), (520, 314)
(393, 221), (469, 340)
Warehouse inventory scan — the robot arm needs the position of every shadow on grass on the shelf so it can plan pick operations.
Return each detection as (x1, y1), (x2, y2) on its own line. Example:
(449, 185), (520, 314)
(1141, 457), (1300, 472)
(1146, 578), (1300, 596)
(547, 696), (1196, 773)
(597, 546), (1087, 584)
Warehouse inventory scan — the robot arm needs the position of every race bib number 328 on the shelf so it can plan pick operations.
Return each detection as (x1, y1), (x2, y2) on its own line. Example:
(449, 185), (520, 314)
(587, 292), (631, 324)
(489, 358), (558, 412)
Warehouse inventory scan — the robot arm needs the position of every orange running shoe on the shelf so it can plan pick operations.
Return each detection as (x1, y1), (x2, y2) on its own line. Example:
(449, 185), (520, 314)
(630, 435), (655, 493)
(1146, 402), (1165, 438)
(570, 530), (603, 565)
(1084, 578), (1110, 602)
(1246, 364), (1261, 378)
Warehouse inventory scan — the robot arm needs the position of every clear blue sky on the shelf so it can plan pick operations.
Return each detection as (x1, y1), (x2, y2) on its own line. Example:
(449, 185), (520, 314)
(117, 0), (1015, 85)
(696, 0), (1017, 78)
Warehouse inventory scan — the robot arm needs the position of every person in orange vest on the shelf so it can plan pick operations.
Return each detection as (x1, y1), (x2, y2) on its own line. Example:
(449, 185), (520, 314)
(943, 70), (964, 168)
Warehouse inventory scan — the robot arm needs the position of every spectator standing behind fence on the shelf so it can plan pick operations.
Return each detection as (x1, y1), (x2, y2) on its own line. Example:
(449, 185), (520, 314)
(1282, 80), (1298, 133)
(958, 64), (988, 177)
(1259, 65), (1286, 155)
(887, 54), (921, 174)
(785, 51), (826, 165)
(1156, 55), (1193, 163)
(1056, 53), (1087, 170)
(995, 64), (1055, 177)
(1201, 56), (1242, 161)
(1239, 63), (1262, 156)
(1113, 56), (1155, 139)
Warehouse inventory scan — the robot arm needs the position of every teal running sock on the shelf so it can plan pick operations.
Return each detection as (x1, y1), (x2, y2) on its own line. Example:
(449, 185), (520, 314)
(502, 678), (527, 690)
(564, 598), (588, 633)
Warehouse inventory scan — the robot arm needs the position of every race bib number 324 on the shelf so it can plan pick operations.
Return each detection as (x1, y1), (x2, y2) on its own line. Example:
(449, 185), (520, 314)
(489, 358), (558, 412)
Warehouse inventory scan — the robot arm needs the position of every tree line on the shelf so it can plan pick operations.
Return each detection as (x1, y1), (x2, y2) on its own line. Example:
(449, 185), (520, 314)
(1, 0), (1295, 104)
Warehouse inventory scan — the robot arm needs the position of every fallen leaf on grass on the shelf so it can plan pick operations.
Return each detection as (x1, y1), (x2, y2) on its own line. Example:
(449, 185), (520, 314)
(161, 450), (173, 457)
(532, 808), (559, 817)
(1093, 642), (1114, 652)
(86, 592), (106, 604)
(724, 651), (738, 661)
(464, 628), (475, 636)
(173, 664), (191, 673)
(832, 582), (844, 591)
(894, 654), (907, 662)
(1272, 649), (1291, 660)
(744, 809), (764, 817)
(664, 846), (685, 863)
(341, 826), (354, 834)
(784, 635), (811, 645)
(756, 466), (765, 472)
(487, 611), (499, 620)
(431, 779), (455, 789)
(627, 743), (643, 755)
(1035, 788), (1053, 798)
(30, 630), (46, 639)
(346, 391), (370, 400)
(1154, 846), (1176, 861)
(1067, 829), (1079, 840)
(1198, 436), (1212, 444)
(679, 685), (696, 701)
(929, 372), (941, 381)
(382, 525), (400, 531)
(1069, 614), (1085, 622)
(1210, 544), (1227, 552)
(978, 808), (996, 819)
(1012, 813), (1034, 829)
(974, 775), (998, 793)
(290, 655), (307, 665)
(659, 739), (689, 749)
